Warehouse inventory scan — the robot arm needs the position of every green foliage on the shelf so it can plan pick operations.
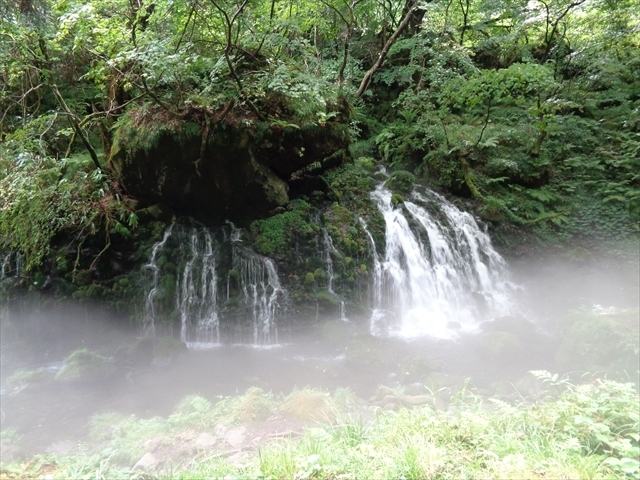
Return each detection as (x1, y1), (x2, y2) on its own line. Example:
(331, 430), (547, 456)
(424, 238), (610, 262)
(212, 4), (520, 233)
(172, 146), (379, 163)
(0, 150), (134, 271)
(3, 376), (638, 479)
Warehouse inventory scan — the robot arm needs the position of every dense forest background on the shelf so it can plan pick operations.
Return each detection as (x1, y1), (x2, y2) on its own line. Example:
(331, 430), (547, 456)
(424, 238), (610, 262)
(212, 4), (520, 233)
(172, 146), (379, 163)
(1, 0), (638, 290)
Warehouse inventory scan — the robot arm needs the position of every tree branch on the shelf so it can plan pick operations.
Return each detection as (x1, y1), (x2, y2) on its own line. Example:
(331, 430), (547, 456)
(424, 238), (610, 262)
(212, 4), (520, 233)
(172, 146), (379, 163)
(356, 3), (418, 98)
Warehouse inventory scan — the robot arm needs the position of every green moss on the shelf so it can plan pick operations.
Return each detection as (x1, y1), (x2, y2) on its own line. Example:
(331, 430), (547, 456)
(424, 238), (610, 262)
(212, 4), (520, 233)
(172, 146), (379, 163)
(391, 193), (404, 206)
(355, 156), (378, 172)
(328, 204), (353, 228)
(55, 349), (112, 382)
(313, 268), (326, 280)
(384, 170), (415, 194)
(251, 200), (314, 258)
(304, 272), (315, 285)
(234, 387), (275, 424)
(111, 105), (200, 159)
(316, 290), (339, 306)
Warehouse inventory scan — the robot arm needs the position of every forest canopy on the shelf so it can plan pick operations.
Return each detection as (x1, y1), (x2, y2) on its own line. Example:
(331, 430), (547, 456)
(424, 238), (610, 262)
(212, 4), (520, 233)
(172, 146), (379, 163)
(1, 0), (639, 270)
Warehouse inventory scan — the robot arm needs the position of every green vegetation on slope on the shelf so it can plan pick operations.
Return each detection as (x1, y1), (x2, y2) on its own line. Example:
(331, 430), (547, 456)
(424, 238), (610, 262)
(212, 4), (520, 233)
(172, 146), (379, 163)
(0, 373), (638, 479)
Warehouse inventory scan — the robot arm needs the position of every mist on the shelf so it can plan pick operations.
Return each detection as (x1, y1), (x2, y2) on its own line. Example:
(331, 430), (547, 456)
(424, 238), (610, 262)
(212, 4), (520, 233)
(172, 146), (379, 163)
(1, 250), (638, 461)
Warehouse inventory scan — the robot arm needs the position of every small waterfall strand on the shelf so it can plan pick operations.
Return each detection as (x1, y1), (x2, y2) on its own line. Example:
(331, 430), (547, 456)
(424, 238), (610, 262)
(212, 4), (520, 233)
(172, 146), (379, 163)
(177, 229), (220, 345)
(232, 246), (286, 345)
(142, 224), (174, 337)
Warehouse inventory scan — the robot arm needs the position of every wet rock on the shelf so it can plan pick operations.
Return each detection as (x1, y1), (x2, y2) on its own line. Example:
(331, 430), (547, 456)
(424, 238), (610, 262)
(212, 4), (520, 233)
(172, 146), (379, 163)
(152, 336), (188, 365)
(109, 106), (349, 221)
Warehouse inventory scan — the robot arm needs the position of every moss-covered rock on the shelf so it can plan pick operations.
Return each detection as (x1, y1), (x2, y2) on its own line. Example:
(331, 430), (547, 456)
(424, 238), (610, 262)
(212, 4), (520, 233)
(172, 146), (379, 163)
(7, 368), (52, 389)
(235, 387), (275, 424)
(55, 348), (113, 382)
(109, 105), (349, 221)
(391, 193), (404, 206)
(384, 170), (416, 194)
(153, 336), (188, 363)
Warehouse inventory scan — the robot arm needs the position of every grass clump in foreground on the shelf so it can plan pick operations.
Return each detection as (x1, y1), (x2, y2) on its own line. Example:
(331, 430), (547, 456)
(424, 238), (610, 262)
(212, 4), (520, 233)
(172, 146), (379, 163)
(0, 372), (638, 479)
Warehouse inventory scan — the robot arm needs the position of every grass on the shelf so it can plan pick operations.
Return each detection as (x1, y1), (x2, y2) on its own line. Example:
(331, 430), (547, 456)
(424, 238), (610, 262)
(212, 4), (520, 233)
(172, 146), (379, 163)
(0, 374), (638, 479)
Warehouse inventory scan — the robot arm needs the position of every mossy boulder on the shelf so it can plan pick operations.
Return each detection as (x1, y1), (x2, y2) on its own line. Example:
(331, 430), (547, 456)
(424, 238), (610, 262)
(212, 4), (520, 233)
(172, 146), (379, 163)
(391, 193), (405, 206)
(153, 336), (188, 363)
(109, 106), (349, 221)
(55, 349), (113, 382)
(384, 170), (416, 194)
(116, 337), (155, 366)
(476, 331), (524, 363)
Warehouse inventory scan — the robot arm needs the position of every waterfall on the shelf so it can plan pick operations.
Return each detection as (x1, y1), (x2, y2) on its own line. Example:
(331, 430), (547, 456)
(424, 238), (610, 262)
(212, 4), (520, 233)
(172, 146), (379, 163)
(0, 251), (24, 282)
(358, 217), (383, 329)
(322, 228), (337, 294)
(142, 223), (286, 345)
(142, 224), (174, 337)
(367, 184), (514, 339)
(177, 229), (219, 345)
(232, 245), (286, 345)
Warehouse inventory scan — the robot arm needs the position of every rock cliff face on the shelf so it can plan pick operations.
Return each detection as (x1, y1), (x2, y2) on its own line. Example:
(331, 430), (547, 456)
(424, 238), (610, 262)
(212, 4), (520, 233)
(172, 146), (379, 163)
(109, 108), (350, 221)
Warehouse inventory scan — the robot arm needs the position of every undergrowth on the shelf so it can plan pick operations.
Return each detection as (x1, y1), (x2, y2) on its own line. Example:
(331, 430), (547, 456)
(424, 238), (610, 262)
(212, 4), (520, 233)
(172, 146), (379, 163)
(1, 373), (637, 479)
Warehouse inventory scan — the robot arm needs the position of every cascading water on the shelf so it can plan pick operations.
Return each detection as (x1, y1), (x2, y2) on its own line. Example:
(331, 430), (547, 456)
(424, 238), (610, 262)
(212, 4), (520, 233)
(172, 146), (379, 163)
(367, 183), (514, 339)
(142, 224), (174, 337)
(177, 229), (220, 345)
(231, 245), (286, 345)
(0, 251), (24, 281)
(142, 223), (287, 346)
(322, 228), (337, 294)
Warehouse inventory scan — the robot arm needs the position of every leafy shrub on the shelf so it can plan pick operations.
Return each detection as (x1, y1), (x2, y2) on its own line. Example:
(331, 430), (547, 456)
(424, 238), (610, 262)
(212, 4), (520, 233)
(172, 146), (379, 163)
(0, 152), (135, 271)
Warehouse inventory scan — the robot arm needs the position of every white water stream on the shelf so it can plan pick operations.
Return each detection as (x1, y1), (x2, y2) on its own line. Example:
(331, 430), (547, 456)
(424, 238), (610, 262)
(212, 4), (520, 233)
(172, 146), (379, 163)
(366, 184), (514, 339)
